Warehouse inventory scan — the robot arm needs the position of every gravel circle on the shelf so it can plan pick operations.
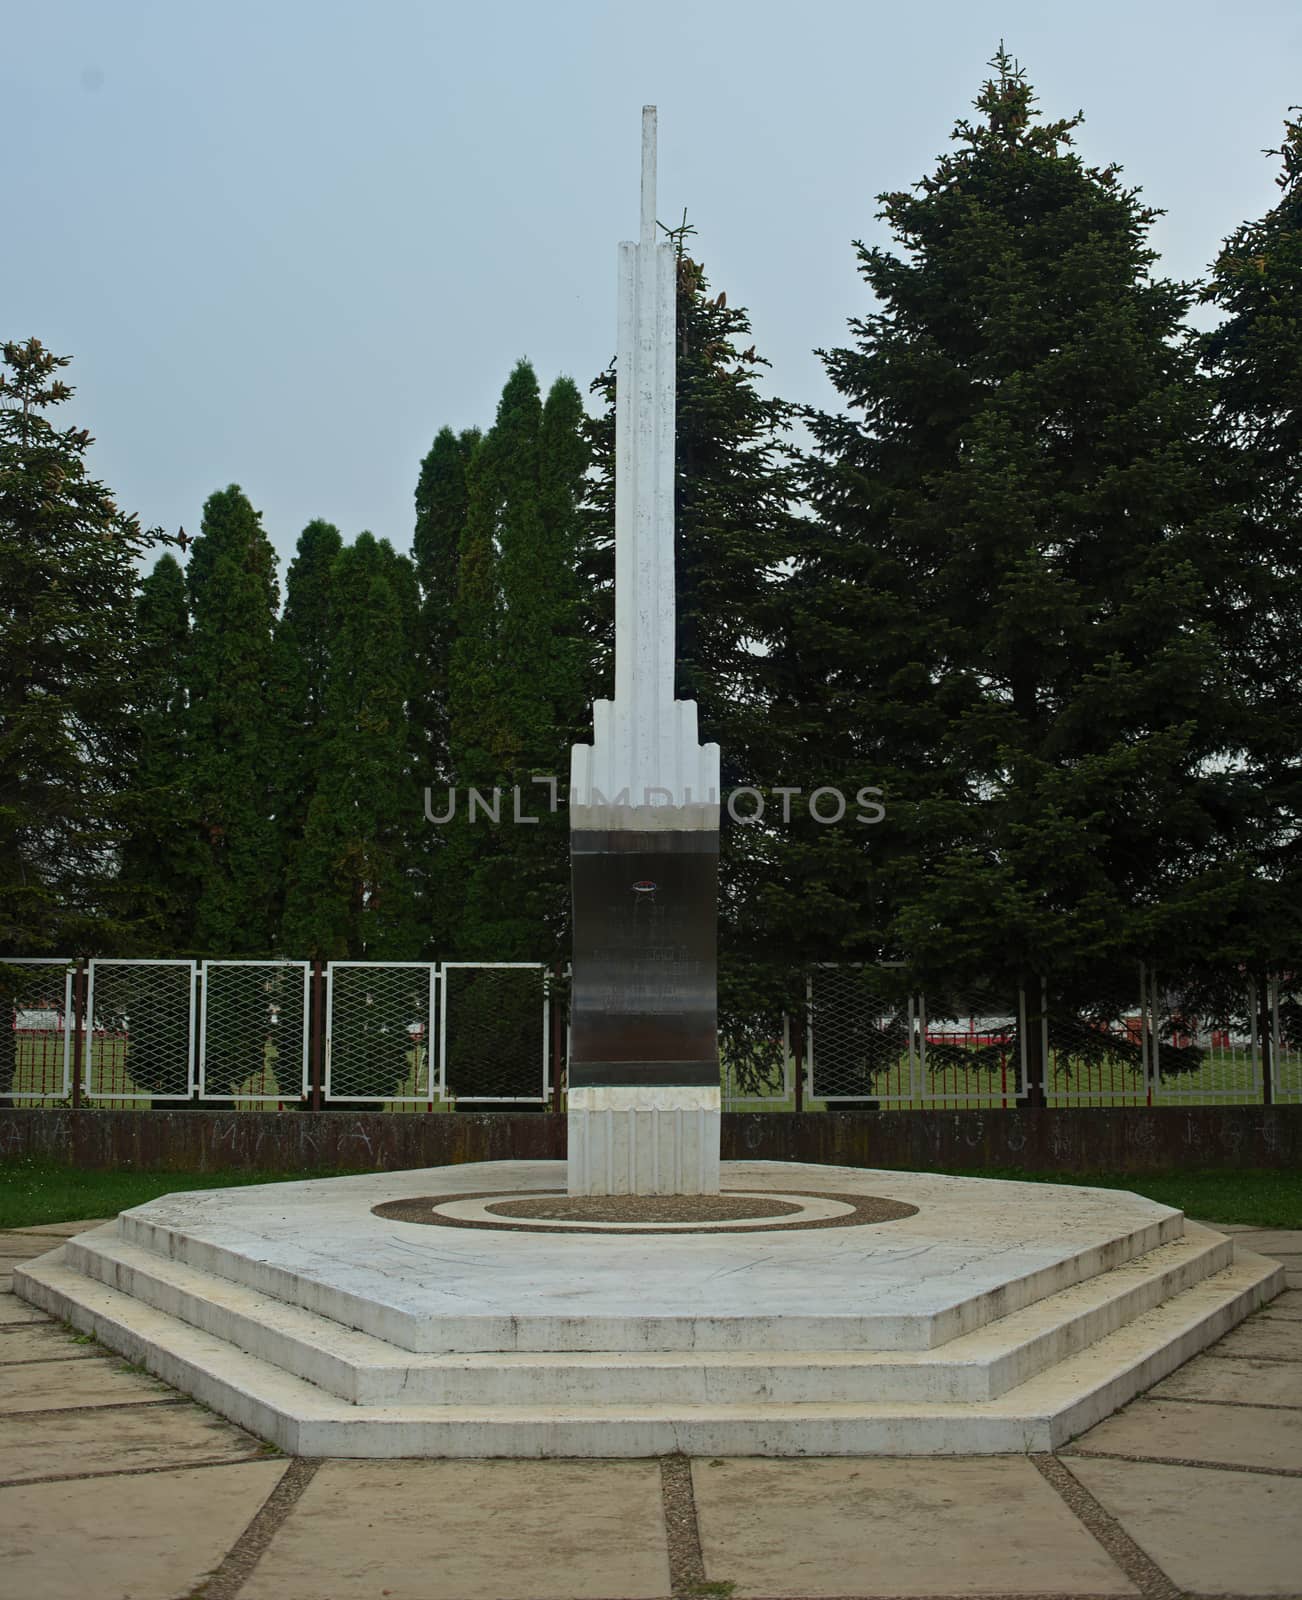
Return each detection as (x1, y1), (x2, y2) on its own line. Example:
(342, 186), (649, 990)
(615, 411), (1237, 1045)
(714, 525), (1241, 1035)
(489, 1194), (805, 1224)
(373, 1190), (918, 1235)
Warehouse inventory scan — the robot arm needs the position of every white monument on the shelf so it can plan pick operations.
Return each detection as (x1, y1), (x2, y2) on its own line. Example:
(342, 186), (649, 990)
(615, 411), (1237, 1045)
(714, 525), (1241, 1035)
(567, 107), (723, 1196)
(13, 110), (1282, 1457)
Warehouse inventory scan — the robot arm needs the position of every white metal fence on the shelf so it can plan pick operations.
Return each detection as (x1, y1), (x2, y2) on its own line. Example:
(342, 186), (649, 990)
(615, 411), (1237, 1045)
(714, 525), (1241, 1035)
(199, 960), (311, 1103)
(4, 956), (1299, 1110)
(722, 965), (1302, 1110)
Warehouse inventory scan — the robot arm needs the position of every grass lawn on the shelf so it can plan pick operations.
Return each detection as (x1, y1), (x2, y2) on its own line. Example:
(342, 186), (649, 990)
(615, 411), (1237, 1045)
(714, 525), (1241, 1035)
(932, 1166), (1302, 1228)
(1, 1156), (1298, 1231)
(0, 1157), (369, 1229)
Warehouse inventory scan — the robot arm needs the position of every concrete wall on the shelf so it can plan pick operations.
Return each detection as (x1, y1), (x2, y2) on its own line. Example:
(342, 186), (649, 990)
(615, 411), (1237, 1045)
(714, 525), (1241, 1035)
(1, 1106), (1298, 1175)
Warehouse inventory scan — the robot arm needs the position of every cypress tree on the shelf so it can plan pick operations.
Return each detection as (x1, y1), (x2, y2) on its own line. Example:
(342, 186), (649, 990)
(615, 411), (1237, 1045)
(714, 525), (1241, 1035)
(413, 426), (480, 779)
(539, 375), (596, 749)
(120, 553), (203, 951)
(445, 364), (593, 961)
(282, 534), (420, 962)
(186, 485), (282, 954)
(271, 518), (343, 926)
(801, 52), (1238, 1056)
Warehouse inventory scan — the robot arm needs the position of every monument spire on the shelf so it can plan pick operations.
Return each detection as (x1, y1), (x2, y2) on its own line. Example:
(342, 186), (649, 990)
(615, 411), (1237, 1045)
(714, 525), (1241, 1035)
(567, 107), (722, 1196)
(640, 103), (657, 248)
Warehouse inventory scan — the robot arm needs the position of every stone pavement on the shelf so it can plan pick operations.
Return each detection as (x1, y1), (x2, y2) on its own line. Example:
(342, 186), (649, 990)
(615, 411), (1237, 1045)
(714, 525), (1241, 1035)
(0, 1218), (1298, 1600)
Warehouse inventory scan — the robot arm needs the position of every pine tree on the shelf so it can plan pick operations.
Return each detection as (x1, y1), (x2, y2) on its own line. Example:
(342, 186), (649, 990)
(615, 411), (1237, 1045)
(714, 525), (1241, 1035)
(1199, 111), (1302, 976)
(282, 534), (421, 963)
(0, 338), (164, 955)
(186, 485), (282, 954)
(120, 553), (203, 951)
(800, 52), (1239, 1067)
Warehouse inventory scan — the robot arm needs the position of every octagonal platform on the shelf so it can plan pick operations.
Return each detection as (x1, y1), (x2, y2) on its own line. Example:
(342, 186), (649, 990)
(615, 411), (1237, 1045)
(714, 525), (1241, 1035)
(14, 1161), (1283, 1457)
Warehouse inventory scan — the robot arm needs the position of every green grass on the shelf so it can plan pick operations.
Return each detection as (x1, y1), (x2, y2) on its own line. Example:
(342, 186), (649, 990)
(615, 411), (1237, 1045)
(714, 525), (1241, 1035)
(0, 1157), (371, 1229)
(932, 1166), (1302, 1229)
(10, 1034), (448, 1112)
(723, 1043), (1302, 1111)
(1, 1156), (1297, 1230)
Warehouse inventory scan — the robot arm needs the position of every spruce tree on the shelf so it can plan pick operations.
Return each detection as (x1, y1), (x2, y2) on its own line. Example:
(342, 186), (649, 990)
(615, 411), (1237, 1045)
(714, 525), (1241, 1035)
(282, 534), (421, 963)
(800, 52), (1237, 1063)
(186, 485), (282, 954)
(120, 553), (203, 951)
(1199, 111), (1302, 975)
(0, 338), (163, 954)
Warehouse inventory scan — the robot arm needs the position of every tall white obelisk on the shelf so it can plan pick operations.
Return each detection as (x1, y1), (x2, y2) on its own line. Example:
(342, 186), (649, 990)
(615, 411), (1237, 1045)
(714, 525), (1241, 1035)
(567, 107), (722, 1196)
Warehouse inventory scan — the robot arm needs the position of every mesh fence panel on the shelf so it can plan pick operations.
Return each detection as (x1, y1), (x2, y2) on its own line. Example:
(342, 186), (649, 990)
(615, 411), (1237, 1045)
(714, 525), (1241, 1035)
(325, 963), (434, 1105)
(1151, 977), (1261, 1103)
(440, 963), (548, 1102)
(85, 960), (195, 1104)
(1044, 994), (1148, 1107)
(200, 961), (309, 1104)
(1273, 981), (1302, 1103)
(722, 1018), (793, 1110)
(1, 959), (72, 1104)
(805, 966), (916, 1102)
(920, 997), (1023, 1106)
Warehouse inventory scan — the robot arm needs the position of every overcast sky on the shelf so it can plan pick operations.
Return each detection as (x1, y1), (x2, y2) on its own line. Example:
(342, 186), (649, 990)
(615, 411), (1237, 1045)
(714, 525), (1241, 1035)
(6, 0), (1298, 570)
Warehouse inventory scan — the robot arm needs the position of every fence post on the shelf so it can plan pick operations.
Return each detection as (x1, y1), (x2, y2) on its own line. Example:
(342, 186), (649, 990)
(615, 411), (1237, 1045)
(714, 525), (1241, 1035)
(310, 960), (324, 1111)
(550, 965), (564, 1114)
(1262, 976), (1275, 1108)
(793, 1007), (805, 1114)
(1022, 979), (1047, 1109)
(70, 960), (85, 1109)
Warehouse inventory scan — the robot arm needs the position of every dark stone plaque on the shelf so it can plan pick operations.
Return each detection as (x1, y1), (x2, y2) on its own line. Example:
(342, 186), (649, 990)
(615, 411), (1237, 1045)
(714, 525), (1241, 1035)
(569, 828), (720, 1089)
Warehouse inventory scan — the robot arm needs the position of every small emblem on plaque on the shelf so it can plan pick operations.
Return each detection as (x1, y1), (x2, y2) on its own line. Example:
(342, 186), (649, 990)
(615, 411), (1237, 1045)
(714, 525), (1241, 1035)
(631, 880), (657, 894)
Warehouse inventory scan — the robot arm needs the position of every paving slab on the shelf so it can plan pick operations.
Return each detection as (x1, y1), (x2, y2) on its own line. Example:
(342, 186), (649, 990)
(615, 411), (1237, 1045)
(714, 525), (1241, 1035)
(0, 1459), (285, 1600)
(1069, 1456), (1302, 1595)
(1211, 1318), (1302, 1360)
(0, 1241), (57, 1261)
(0, 1352), (173, 1412)
(1232, 1230), (1302, 1257)
(1072, 1397), (1302, 1470)
(242, 1459), (671, 1600)
(8, 1219), (114, 1237)
(1287, 1269), (1301, 1290)
(1260, 1288), (1302, 1320)
(0, 1290), (50, 1324)
(690, 1456), (1136, 1597)
(1151, 1353), (1302, 1407)
(0, 1398), (266, 1482)
(0, 1323), (99, 1363)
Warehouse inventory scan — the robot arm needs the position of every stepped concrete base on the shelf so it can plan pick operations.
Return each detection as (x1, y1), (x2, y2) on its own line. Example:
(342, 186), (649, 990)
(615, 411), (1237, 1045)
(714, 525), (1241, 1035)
(566, 1085), (721, 1195)
(14, 1161), (1284, 1458)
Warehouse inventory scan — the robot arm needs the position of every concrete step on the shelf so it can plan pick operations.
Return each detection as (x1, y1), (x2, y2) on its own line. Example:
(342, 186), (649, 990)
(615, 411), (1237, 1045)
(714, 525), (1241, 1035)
(112, 1198), (1183, 1354)
(63, 1223), (1235, 1407)
(15, 1244), (1283, 1457)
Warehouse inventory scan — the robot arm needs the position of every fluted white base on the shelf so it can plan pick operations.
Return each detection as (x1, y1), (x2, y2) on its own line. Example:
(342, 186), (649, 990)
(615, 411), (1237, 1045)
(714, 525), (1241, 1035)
(566, 1086), (721, 1195)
